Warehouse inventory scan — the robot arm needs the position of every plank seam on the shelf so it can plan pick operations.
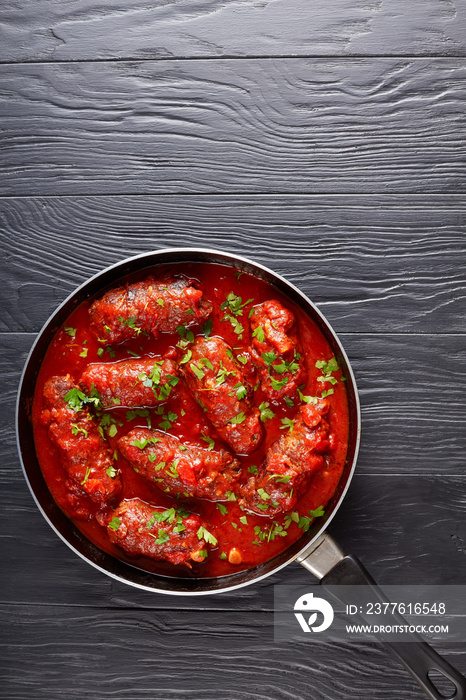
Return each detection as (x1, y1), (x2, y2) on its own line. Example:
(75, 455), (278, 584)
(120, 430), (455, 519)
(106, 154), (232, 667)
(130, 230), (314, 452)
(0, 55), (465, 66)
(2, 193), (466, 200)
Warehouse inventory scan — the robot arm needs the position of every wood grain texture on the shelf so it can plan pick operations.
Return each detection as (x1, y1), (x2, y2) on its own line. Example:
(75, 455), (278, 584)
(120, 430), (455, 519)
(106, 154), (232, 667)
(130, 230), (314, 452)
(1, 0), (466, 63)
(2, 606), (464, 700)
(2, 60), (466, 195)
(1, 195), (465, 333)
(2, 0), (466, 690)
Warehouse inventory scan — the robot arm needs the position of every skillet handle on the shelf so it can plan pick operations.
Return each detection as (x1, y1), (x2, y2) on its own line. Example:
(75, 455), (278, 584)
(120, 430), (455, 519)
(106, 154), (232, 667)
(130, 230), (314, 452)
(297, 534), (466, 700)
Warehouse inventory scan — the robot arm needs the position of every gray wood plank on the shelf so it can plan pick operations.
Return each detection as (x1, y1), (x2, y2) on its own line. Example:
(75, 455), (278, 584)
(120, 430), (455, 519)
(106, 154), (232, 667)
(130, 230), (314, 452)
(3, 605), (464, 700)
(1, 195), (465, 333)
(1, 60), (465, 196)
(1, 0), (466, 62)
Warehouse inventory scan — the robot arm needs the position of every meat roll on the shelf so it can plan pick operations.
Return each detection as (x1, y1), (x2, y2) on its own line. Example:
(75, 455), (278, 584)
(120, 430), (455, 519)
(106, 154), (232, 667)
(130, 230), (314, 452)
(118, 428), (241, 501)
(104, 498), (209, 566)
(41, 375), (121, 504)
(240, 399), (330, 516)
(80, 357), (179, 408)
(90, 276), (212, 344)
(181, 336), (263, 455)
(250, 300), (306, 400)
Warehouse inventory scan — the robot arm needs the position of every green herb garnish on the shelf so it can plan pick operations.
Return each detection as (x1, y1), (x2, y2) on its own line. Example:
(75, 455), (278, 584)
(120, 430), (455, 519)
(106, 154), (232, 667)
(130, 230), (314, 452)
(259, 401), (275, 422)
(252, 325), (265, 343)
(280, 417), (295, 432)
(197, 526), (218, 546)
(229, 412), (246, 425)
(108, 517), (121, 531)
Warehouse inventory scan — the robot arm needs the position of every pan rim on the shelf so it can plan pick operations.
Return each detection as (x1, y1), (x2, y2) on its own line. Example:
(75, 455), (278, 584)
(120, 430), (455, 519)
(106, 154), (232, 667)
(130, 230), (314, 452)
(16, 247), (361, 595)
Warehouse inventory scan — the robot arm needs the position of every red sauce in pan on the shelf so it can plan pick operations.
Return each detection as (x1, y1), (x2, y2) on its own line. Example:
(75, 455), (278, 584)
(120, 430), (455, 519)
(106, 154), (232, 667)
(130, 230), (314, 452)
(32, 262), (349, 578)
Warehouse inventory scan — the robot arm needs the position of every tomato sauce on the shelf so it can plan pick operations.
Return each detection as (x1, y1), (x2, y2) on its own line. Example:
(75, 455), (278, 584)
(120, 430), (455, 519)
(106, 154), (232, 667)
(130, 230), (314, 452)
(32, 262), (349, 579)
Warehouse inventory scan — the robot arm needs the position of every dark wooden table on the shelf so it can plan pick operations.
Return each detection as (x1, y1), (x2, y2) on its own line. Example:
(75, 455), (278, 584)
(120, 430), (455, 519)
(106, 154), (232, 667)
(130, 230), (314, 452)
(1, 2), (466, 698)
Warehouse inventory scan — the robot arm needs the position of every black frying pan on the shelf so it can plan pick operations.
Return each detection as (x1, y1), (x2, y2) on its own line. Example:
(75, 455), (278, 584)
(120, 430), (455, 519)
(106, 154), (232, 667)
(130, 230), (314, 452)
(16, 248), (466, 699)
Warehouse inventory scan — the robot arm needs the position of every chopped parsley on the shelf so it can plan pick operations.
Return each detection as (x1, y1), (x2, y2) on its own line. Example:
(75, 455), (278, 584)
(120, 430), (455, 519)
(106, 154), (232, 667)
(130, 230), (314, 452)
(64, 387), (102, 413)
(270, 376), (289, 391)
(155, 530), (170, 545)
(229, 412), (246, 425)
(201, 319), (213, 338)
(130, 436), (161, 450)
(180, 349), (192, 365)
(231, 382), (247, 400)
(254, 522), (288, 543)
(284, 396), (294, 408)
(156, 298), (164, 307)
(220, 292), (253, 317)
(285, 506), (325, 531)
(158, 411), (178, 431)
(199, 357), (214, 371)
(96, 411), (122, 439)
(252, 325), (265, 343)
(197, 526), (218, 546)
(190, 363), (205, 381)
(71, 423), (88, 438)
(146, 507), (188, 534)
(108, 517), (121, 531)
(107, 423), (118, 438)
(64, 327), (77, 338)
(81, 466), (91, 485)
(137, 361), (178, 401)
(262, 351), (277, 365)
(321, 388), (335, 399)
(268, 473), (292, 483)
(215, 362), (236, 386)
(280, 417), (295, 432)
(216, 503), (228, 516)
(225, 491), (237, 501)
(176, 324), (195, 349)
(297, 386), (319, 405)
(316, 357), (340, 385)
(148, 458), (166, 471)
(126, 408), (151, 427)
(200, 433), (215, 450)
(248, 464), (258, 475)
(223, 313), (244, 337)
(165, 462), (180, 479)
(106, 465), (117, 478)
(219, 551), (228, 560)
(117, 315), (144, 336)
(259, 401), (275, 422)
